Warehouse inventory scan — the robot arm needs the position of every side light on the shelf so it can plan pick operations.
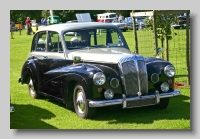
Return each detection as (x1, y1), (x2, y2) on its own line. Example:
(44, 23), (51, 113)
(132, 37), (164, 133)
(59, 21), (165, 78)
(161, 82), (169, 92)
(104, 89), (114, 100)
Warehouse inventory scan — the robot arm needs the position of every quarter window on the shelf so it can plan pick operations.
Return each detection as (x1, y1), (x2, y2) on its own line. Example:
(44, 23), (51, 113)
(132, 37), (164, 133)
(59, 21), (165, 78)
(31, 31), (47, 52)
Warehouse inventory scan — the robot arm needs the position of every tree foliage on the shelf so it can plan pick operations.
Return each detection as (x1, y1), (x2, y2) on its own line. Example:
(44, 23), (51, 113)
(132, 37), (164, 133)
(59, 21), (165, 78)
(144, 12), (178, 41)
(10, 10), (133, 24)
(143, 11), (180, 60)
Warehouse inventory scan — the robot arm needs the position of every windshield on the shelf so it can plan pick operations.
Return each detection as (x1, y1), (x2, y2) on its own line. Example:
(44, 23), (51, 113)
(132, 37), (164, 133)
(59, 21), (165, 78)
(63, 28), (128, 50)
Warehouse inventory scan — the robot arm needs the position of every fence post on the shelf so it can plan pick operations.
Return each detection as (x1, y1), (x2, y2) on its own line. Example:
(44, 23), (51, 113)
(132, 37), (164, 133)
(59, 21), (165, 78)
(153, 11), (158, 56)
(10, 30), (14, 39)
(165, 34), (169, 61)
(186, 12), (190, 85)
(133, 16), (138, 53)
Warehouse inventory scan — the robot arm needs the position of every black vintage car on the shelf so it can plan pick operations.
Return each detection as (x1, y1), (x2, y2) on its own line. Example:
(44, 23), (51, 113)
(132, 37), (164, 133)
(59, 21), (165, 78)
(18, 22), (180, 119)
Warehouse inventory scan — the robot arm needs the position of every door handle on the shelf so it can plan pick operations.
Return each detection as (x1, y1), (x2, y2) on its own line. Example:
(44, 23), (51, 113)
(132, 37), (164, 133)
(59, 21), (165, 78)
(43, 56), (48, 58)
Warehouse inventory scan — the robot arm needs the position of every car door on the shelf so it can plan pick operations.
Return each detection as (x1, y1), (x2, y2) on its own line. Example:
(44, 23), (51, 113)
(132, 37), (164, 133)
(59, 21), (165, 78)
(29, 31), (47, 91)
(42, 31), (67, 98)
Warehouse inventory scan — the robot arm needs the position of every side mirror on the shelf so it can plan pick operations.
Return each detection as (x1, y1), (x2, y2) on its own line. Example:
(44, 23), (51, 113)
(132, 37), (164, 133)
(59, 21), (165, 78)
(73, 56), (82, 63)
(156, 47), (164, 58)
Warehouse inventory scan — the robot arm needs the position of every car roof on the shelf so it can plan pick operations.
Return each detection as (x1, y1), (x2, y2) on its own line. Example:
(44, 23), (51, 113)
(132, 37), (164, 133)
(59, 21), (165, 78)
(37, 22), (119, 33)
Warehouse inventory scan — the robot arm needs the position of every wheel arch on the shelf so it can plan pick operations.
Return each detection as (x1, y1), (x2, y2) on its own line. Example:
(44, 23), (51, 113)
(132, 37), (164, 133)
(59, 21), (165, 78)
(21, 61), (39, 91)
(65, 73), (91, 104)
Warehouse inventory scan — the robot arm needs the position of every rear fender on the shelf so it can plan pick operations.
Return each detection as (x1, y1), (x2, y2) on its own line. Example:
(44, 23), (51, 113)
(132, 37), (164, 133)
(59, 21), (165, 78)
(20, 59), (39, 91)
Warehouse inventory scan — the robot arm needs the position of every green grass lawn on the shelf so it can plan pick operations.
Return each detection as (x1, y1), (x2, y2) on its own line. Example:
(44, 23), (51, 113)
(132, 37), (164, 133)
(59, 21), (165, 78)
(10, 29), (190, 129)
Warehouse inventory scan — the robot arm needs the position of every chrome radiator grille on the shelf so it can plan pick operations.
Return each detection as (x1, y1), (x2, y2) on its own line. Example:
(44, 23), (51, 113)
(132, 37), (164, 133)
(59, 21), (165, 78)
(119, 55), (148, 97)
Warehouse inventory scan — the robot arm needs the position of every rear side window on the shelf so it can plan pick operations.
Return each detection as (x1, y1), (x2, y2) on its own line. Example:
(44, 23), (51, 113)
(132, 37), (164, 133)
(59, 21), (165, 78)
(31, 31), (47, 52)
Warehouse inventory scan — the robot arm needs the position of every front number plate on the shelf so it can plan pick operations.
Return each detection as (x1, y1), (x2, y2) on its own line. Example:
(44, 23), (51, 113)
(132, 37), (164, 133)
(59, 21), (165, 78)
(126, 98), (156, 108)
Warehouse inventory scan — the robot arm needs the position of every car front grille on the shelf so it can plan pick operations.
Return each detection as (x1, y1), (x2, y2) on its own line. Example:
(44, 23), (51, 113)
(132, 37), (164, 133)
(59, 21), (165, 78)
(118, 55), (148, 97)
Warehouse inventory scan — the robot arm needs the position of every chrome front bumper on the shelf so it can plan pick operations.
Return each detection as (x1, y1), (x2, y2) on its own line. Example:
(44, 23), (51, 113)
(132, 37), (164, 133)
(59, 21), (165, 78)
(88, 90), (180, 108)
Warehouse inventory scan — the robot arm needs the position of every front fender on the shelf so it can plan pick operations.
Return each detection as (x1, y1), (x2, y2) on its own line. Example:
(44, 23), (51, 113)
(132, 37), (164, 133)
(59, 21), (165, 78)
(145, 57), (175, 90)
(44, 63), (123, 100)
(145, 57), (172, 75)
(44, 63), (99, 100)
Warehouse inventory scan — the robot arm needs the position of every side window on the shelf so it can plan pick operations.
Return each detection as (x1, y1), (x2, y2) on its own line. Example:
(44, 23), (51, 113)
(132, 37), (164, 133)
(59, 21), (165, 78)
(47, 31), (63, 53)
(31, 31), (47, 52)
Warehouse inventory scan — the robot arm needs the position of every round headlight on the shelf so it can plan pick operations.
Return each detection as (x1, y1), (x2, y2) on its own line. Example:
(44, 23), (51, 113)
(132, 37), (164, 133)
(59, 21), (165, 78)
(164, 65), (175, 77)
(104, 89), (114, 99)
(161, 82), (169, 92)
(110, 78), (119, 88)
(93, 72), (106, 85)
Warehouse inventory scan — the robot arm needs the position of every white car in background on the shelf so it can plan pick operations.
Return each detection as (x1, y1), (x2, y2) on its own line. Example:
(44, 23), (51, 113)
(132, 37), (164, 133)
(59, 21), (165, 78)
(100, 18), (127, 32)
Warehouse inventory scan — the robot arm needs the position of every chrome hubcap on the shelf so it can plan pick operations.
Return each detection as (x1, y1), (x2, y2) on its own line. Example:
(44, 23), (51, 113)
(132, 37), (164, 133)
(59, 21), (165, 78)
(28, 79), (35, 95)
(76, 90), (85, 114)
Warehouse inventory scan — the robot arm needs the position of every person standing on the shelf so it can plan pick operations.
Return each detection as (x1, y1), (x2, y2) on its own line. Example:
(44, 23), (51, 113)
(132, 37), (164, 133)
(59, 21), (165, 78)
(42, 18), (47, 26)
(25, 17), (31, 35)
(41, 18), (44, 25)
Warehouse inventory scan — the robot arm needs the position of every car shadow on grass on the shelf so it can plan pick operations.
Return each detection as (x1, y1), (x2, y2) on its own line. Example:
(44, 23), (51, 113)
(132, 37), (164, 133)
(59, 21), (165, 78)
(10, 104), (57, 129)
(30, 92), (190, 126)
(94, 94), (190, 124)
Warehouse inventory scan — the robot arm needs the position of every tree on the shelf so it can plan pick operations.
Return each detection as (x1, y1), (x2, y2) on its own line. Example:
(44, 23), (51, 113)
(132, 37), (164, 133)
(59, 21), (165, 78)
(144, 11), (178, 60)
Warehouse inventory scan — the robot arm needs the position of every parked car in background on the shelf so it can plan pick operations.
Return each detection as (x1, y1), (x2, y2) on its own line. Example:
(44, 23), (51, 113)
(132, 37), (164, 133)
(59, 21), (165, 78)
(100, 18), (127, 32)
(48, 15), (62, 24)
(123, 17), (146, 30)
(11, 26), (19, 31)
(66, 20), (78, 23)
(123, 17), (134, 30)
(111, 20), (128, 32)
(18, 22), (180, 119)
(97, 12), (118, 22)
(171, 16), (189, 29)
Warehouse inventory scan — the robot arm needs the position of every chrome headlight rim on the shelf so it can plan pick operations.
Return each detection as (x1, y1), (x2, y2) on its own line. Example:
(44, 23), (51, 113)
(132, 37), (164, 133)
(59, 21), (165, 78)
(93, 72), (106, 86)
(160, 82), (169, 92)
(164, 65), (175, 77)
(104, 89), (114, 100)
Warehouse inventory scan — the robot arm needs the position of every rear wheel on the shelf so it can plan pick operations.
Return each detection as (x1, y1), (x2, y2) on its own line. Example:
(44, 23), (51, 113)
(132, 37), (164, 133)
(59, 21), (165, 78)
(28, 76), (40, 99)
(73, 84), (96, 119)
(154, 98), (170, 109)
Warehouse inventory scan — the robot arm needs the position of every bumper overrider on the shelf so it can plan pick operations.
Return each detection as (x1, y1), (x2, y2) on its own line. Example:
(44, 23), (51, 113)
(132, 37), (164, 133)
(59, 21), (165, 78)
(88, 90), (180, 108)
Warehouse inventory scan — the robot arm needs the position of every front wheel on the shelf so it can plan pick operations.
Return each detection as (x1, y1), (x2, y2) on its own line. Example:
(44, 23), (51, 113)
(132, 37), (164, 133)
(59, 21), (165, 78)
(154, 98), (170, 109)
(73, 84), (96, 119)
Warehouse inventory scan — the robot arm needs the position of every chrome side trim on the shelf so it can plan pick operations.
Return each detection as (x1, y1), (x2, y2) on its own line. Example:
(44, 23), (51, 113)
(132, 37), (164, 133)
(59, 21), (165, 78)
(134, 59), (141, 95)
(88, 90), (180, 108)
(122, 94), (126, 108)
